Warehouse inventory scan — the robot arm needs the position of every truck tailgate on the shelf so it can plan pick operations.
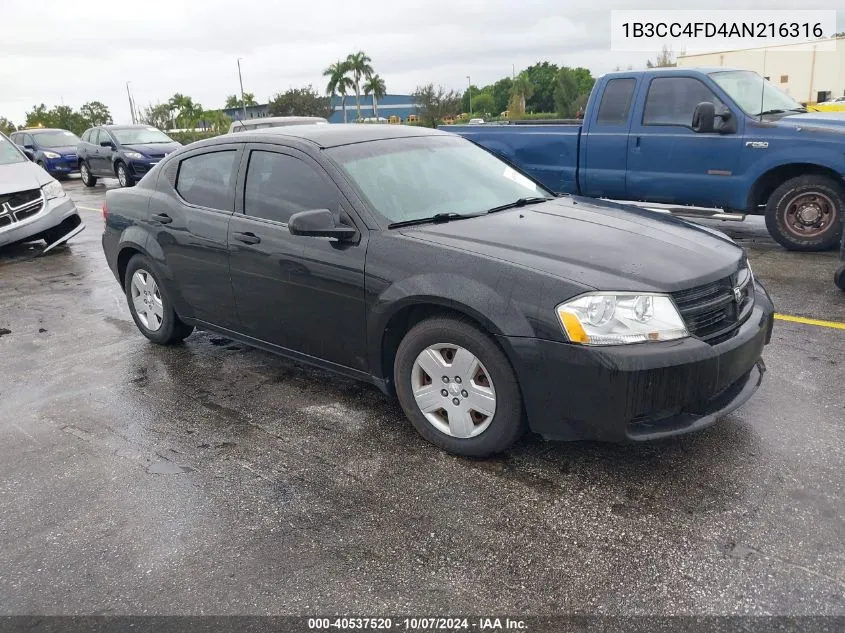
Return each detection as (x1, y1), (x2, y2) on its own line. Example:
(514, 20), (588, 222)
(440, 124), (580, 193)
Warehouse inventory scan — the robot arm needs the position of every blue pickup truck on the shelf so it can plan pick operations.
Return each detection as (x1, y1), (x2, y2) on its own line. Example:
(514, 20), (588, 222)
(443, 67), (845, 251)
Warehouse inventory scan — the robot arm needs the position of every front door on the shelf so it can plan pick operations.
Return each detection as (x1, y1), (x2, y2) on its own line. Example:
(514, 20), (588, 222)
(626, 75), (743, 208)
(228, 144), (368, 372)
(91, 129), (114, 175)
(149, 144), (242, 329)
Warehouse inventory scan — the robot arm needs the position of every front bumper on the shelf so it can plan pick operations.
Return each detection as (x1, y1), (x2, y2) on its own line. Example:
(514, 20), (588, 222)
(127, 159), (159, 178)
(502, 284), (775, 442)
(45, 156), (79, 174)
(0, 195), (81, 247)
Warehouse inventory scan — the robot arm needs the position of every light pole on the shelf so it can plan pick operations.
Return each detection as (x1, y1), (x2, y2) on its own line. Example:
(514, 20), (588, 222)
(467, 76), (472, 115)
(237, 58), (248, 121)
(126, 82), (136, 124)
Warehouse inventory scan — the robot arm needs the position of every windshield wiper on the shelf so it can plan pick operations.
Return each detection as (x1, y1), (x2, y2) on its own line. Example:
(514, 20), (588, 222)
(387, 212), (484, 229)
(486, 196), (554, 214)
(756, 109), (786, 116)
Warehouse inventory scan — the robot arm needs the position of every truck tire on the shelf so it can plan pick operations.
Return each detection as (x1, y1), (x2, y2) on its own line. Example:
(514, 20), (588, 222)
(765, 175), (843, 251)
(394, 316), (525, 457)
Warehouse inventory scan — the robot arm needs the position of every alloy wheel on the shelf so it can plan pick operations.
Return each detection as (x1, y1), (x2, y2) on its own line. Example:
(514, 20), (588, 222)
(130, 269), (164, 331)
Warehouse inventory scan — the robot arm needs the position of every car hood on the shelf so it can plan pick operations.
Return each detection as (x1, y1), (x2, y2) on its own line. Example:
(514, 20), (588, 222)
(0, 161), (53, 195)
(775, 111), (845, 132)
(399, 196), (744, 293)
(123, 142), (181, 156)
(45, 145), (79, 155)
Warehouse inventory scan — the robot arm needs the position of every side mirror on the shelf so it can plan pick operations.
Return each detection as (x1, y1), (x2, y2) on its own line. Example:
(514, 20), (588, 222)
(716, 109), (737, 134)
(288, 208), (358, 241)
(100, 140), (114, 148)
(20, 147), (35, 161)
(691, 102), (716, 133)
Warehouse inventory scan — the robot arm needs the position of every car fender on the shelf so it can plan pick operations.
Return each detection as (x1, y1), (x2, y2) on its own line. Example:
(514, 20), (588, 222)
(367, 273), (535, 381)
(744, 146), (845, 208)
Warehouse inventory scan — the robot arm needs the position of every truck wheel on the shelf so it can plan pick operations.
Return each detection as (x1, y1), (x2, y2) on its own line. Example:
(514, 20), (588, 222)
(835, 265), (845, 292)
(394, 316), (525, 457)
(765, 175), (843, 251)
(80, 161), (97, 187)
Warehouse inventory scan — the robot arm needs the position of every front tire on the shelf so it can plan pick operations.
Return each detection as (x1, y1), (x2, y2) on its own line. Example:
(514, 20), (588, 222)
(124, 254), (194, 345)
(80, 161), (97, 187)
(394, 316), (525, 457)
(116, 162), (134, 188)
(765, 175), (843, 251)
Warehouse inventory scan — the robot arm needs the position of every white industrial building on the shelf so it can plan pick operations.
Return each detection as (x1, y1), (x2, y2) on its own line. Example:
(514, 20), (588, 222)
(678, 37), (844, 104)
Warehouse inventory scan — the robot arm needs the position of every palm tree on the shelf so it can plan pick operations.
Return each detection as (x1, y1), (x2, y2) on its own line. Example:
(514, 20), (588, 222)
(363, 74), (386, 120)
(323, 60), (354, 123)
(511, 72), (535, 114)
(345, 51), (374, 122)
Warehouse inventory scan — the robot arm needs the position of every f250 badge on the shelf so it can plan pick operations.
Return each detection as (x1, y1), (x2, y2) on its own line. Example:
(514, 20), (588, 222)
(746, 141), (769, 149)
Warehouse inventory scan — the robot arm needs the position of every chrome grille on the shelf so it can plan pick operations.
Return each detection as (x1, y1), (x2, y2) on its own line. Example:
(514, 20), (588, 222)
(0, 189), (45, 227)
(671, 264), (754, 345)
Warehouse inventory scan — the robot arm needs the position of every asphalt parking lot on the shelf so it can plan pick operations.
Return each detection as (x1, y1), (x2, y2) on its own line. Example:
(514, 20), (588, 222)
(0, 177), (843, 617)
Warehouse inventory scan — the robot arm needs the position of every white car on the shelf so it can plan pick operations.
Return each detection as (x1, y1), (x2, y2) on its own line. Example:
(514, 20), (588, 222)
(0, 132), (84, 252)
(468, 118), (485, 125)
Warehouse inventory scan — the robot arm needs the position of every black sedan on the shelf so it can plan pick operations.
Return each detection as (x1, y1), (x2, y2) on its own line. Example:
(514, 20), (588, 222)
(101, 125), (774, 457)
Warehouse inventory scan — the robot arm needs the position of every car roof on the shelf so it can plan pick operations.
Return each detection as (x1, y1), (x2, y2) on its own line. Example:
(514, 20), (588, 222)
(100, 124), (156, 129)
(232, 123), (452, 148)
(230, 116), (328, 127)
(22, 128), (68, 134)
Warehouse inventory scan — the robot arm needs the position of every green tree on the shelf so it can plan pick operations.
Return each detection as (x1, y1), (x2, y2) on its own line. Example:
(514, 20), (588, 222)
(323, 60), (353, 123)
(197, 109), (231, 133)
(363, 74), (387, 119)
(80, 101), (113, 126)
(346, 51), (374, 121)
(24, 104), (52, 128)
(510, 72), (534, 115)
(461, 85), (482, 113)
(411, 83), (461, 127)
(523, 61), (559, 113)
(553, 67), (595, 118)
(268, 85), (333, 119)
(471, 93), (495, 118)
(168, 94), (202, 128)
(0, 117), (17, 135)
(224, 92), (258, 109)
(489, 77), (513, 115)
(139, 103), (173, 130)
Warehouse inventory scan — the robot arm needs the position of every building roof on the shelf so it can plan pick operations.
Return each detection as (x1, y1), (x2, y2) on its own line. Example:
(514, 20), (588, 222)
(236, 123), (449, 148)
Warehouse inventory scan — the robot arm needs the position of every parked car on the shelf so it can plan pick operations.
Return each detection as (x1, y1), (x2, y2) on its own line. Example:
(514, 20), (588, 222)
(101, 125), (774, 457)
(467, 118), (485, 125)
(442, 68), (845, 252)
(228, 116), (328, 134)
(77, 125), (181, 188)
(0, 132), (85, 251)
(9, 128), (81, 179)
(811, 96), (845, 112)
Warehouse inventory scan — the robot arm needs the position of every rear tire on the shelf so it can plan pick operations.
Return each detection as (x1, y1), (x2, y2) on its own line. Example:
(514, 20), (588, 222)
(394, 316), (525, 457)
(765, 175), (843, 251)
(80, 161), (97, 187)
(124, 254), (193, 345)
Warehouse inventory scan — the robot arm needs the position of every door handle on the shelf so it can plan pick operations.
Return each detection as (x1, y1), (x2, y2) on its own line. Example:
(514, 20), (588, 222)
(152, 213), (173, 224)
(233, 231), (261, 245)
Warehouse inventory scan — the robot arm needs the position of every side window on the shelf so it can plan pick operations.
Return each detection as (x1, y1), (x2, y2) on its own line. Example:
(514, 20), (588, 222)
(596, 78), (637, 125)
(10, 133), (18, 144)
(243, 151), (338, 224)
(91, 129), (101, 145)
(82, 130), (91, 143)
(175, 150), (237, 211)
(643, 77), (724, 127)
(23, 134), (34, 147)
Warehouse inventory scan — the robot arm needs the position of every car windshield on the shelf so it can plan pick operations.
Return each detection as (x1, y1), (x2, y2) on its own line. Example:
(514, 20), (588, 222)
(328, 136), (552, 225)
(110, 127), (174, 144)
(0, 134), (26, 165)
(709, 70), (804, 116)
(32, 130), (81, 147)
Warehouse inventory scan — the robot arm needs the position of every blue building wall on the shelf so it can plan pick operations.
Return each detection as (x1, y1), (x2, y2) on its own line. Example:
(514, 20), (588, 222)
(222, 94), (417, 123)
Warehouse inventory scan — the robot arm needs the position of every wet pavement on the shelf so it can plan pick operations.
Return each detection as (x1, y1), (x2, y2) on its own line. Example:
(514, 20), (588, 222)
(0, 178), (843, 616)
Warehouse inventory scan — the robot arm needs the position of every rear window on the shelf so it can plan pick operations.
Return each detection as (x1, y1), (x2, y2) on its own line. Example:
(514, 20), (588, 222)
(596, 78), (636, 125)
(176, 150), (237, 211)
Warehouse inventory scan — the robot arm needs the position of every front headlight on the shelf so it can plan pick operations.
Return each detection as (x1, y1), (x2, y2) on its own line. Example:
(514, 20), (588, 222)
(124, 151), (145, 160)
(43, 151), (61, 159)
(556, 292), (689, 345)
(41, 180), (66, 200)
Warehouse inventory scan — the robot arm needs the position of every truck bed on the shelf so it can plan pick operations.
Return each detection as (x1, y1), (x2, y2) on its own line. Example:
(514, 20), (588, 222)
(440, 123), (581, 194)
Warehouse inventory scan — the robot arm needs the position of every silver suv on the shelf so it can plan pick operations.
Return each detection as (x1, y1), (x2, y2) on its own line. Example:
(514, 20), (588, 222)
(0, 132), (84, 252)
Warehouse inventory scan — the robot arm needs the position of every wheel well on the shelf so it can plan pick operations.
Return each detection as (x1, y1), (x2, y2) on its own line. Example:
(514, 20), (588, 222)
(380, 304), (501, 396)
(117, 247), (142, 286)
(748, 164), (844, 211)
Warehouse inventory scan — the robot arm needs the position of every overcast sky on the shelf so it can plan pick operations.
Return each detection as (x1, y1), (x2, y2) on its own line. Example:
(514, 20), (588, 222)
(3, 0), (843, 125)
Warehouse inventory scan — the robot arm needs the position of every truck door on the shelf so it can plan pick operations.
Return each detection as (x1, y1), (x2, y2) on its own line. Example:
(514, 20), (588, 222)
(626, 75), (743, 208)
(579, 76), (637, 199)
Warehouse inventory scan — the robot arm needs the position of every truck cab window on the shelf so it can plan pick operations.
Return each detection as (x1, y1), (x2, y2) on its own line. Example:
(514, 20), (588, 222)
(596, 78), (636, 125)
(643, 77), (724, 127)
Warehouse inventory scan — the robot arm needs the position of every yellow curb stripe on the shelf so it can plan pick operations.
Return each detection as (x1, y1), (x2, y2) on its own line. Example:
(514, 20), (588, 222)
(75, 205), (102, 212)
(775, 314), (845, 330)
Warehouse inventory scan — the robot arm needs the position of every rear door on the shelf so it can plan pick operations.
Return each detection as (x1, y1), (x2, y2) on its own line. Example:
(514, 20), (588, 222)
(580, 76), (638, 199)
(228, 143), (368, 371)
(626, 75), (743, 207)
(150, 143), (242, 329)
